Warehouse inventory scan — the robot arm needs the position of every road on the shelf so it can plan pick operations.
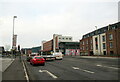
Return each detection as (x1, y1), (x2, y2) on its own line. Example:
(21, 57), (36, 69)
(24, 56), (120, 80)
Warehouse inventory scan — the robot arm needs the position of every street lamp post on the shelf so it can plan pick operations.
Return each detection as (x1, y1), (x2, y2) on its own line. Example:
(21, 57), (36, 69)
(12, 16), (17, 58)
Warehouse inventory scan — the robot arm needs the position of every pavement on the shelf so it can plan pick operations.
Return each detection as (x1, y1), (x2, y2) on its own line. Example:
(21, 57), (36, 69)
(0, 57), (14, 82)
(1, 57), (14, 72)
(2, 56), (26, 81)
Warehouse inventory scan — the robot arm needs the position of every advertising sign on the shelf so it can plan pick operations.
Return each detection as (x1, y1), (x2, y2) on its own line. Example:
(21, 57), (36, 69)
(13, 35), (17, 47)
(65, 49), (80, 56)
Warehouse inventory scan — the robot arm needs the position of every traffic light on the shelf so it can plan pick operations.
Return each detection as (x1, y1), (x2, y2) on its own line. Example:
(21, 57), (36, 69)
(18, 45), (20, 51)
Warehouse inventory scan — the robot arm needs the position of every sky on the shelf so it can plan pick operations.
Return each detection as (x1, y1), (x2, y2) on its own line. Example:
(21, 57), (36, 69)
(0, 0), (119, 49)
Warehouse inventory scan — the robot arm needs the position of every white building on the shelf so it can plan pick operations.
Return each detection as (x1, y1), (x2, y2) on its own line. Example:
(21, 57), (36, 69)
(93, 33), (107, 55)
(53, 34), (73, 52)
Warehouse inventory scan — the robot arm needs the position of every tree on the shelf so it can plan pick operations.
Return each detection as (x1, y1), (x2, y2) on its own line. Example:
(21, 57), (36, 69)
(5, 45), (10, 51)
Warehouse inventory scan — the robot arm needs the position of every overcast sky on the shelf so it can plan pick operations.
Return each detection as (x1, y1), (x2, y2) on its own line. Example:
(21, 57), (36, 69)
(0, 0), (119, 49)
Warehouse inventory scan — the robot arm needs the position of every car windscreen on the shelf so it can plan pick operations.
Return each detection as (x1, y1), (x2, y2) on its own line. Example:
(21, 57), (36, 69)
(35, 57), (43, 59)
(31, 54), (36, 56)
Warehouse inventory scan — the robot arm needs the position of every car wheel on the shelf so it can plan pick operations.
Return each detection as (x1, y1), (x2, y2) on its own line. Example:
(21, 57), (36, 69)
(31, 62), (34, 66)
(42, 63), (45, 66)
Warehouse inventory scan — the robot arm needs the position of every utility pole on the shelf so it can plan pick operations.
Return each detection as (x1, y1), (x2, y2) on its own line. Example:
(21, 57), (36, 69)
(12, 16), (17, 58)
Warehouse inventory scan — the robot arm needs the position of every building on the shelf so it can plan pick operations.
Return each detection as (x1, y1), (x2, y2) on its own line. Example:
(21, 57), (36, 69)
(0, 46), (5, 54)
(41, 34), (73, 55)
(80, 35), (93, 56)
(92, 26), (108, 55)
(32, 46), (41, 54)
(80, 22), (120, 56)
(21, 48), (32, 55)
(41, 39), (53, 55)
(59, 42), (80, 55)
(106, 23), (120, 55)
(53, 34), (73, 52)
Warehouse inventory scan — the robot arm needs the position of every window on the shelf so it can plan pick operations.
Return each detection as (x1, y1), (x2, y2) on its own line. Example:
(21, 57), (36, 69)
(80, 42), (82, 45)
(91, 32), (94, 36)
(90, 45), (93, 50)
(95, 37), (98, 42)
(86, 46), (88, 50)
(80, 47), (82, 50)
(69, 38), (71, 40)
(103, 29), (107, 32)
(59, 38), (61, 39)
(98, 30), (101, 34)
(66, 38), (68, 40)
(103, 51), (106, 55)
(103, 43), (106, 49)
(83, 41), (84, 45)
(91, 39), (92, 44)
(62, 38), (64, 39)
(109, 34), (113, 40)
(109, 42), (113, 48)
(86, 40), (88, 44)
(102, 36), (106, 42)
(95, 37), (98, 50)
(111, 26), (116, 29)
(110, 51), (114, 55)
(83, 46), (84, 50)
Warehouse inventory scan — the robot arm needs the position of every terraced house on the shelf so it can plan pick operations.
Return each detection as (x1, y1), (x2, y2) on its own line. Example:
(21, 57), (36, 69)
(80, 22), (120, 56)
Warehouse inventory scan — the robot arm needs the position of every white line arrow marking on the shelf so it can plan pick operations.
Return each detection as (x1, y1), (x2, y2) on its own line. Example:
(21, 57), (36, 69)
(72, 67), (95, 74)
(39, 70), (58, 79)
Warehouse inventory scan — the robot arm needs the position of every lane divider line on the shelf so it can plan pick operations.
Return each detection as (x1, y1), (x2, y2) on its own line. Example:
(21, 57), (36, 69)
(39, 70), (58, 79)
(22, 61), (29, 82)
(72, 67), (95, 74)
(96, 64), (119, 70)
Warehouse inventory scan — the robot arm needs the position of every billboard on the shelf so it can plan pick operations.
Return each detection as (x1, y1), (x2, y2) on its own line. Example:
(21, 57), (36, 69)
(65, 49), (80, 56)
(13, 35), (17, 47)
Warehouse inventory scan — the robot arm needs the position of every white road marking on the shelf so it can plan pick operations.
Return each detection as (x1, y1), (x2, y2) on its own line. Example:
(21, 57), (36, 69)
(81, 69), (95, 74)
(72, 67), (80, 70)
(72, 67), (95, 74)
(39, 70), (58, 79)
(96, 64), (119, 70)
(22, 61), (29, 82)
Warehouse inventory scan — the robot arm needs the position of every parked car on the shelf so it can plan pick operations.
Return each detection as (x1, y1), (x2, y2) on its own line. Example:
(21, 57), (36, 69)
(30, 56), (45, 66)
(26, 53), (37, 62)
(41, 54), (55, 61)
(53, 52), (63, 60)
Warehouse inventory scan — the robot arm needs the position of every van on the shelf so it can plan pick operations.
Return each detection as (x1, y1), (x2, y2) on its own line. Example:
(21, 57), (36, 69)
(53, 52), (63, 60)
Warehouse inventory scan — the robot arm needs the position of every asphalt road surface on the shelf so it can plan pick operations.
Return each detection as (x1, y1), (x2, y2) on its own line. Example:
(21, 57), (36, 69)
(24, 56), (120, 80)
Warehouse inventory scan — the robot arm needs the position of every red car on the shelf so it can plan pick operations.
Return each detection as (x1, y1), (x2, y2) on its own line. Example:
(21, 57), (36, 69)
(30, 56), (45, 66)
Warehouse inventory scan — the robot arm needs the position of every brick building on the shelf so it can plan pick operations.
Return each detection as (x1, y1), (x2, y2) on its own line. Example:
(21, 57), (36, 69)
(42, 39), (53, 55)
(106, 23), (120, 55)
(80, 22), (120, 56)
(80, 34), (93, 56)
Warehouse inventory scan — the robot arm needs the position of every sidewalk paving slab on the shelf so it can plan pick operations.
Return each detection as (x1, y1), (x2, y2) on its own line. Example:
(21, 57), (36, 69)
(2, 57), (26, 81)
(2, 58), (14, 72)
